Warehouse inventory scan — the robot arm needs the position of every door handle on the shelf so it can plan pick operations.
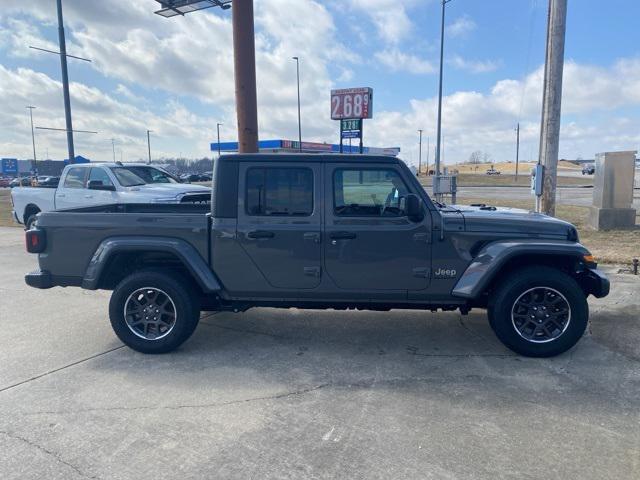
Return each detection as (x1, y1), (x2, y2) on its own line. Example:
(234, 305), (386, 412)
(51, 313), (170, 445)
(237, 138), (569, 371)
(330, 231), (357, 240)
(247, 230), (275, 239)
(303, 232), (321, 243)
(57, 193), (66, 198)
(84, 195), (93, 199)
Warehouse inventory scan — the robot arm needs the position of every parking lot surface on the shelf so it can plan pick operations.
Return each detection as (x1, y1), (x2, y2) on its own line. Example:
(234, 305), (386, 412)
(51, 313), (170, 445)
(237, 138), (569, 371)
(0, 226), (639, 479)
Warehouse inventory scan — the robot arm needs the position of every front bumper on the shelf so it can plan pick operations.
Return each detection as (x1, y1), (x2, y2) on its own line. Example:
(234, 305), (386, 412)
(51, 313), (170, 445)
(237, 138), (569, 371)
(582, 268), (610, 298)
(25, 270), (53, 289)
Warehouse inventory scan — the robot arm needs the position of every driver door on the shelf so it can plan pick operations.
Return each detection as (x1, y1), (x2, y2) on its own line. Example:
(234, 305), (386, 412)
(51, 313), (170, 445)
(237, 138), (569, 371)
(323, 163), (432, 292)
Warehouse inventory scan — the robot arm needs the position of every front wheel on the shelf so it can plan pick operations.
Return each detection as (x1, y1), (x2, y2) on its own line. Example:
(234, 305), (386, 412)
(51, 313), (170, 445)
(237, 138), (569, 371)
(109, 270), (200, 353)
(488, 266), (588, 357)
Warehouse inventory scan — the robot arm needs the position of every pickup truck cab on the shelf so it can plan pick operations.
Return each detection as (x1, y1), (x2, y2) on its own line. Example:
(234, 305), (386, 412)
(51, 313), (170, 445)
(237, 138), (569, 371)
(24, 154), (609, 357)
(11, 162), (210, 229)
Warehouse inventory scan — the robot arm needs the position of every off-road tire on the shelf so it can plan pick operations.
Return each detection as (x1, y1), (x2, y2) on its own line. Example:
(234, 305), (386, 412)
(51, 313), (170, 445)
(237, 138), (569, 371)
(488, 266), (588, 357)
(109, 270), (200, 354)
(25, 214), (38, 230)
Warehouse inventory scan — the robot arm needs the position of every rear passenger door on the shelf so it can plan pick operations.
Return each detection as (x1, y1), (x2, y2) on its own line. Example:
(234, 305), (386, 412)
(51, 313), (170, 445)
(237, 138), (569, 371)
(85, 167), (118, 206)
(236, 162), (322, 290)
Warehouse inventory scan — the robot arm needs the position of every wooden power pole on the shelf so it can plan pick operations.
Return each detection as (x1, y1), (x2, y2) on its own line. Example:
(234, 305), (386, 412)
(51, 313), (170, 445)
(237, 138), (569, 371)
(538, 0), (568, 216)
(232, 0), (259, 153)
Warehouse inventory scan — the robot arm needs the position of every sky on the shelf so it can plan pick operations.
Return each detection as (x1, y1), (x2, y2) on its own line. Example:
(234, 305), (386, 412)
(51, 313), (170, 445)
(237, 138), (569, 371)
(0, 0), (639, 166)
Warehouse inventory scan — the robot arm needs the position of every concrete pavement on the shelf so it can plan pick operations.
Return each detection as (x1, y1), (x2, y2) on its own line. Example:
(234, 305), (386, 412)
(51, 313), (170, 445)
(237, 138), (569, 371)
(0, 226), (639, 479)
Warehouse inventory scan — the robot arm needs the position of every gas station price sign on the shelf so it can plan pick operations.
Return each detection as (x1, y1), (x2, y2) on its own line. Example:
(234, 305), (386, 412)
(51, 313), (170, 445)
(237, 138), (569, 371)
(341, 119), (360, 131)
(331, 88), (373, 120)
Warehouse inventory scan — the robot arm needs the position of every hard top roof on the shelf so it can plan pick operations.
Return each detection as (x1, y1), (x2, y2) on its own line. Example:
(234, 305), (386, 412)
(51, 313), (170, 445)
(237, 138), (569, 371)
(219, 153), (399, 164)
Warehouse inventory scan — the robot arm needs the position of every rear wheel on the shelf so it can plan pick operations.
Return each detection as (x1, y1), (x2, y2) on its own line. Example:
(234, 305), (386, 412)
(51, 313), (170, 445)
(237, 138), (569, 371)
(25, 213), (39, 230)
(488, 266), (588, 357)
(109, 270), (200, 353)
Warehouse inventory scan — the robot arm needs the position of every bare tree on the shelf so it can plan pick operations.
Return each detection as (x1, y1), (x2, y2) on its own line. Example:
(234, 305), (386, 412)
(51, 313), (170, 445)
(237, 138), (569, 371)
(469, 151), (483, 164)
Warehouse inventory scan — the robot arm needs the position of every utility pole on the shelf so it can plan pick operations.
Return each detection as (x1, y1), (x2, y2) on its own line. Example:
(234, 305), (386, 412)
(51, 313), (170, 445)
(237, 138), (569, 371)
(147, 130), (153, 165)
(111, 139), (116, 162)
(26, 106), (37, 175)
(56, 0), (75, 164)
(538, 0), (567, 216)
(216, 123), (223, 157)
(233, 0), (259, 153)
(418, 129), (423, 176)
(434, 0), (452, 201)
(515, 122), (520, 180)
(293, 56), (302, 151)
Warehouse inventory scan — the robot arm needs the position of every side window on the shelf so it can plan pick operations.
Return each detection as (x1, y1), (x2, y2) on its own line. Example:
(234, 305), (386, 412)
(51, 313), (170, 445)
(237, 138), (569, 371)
(88, 168), (114, 187)
(334, 168), (410, 217)
(63, 167), (87, 189)
(246, 167), (313, 216)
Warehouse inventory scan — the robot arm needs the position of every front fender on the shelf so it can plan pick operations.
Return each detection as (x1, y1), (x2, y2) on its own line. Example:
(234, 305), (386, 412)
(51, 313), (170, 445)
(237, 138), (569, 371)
(82, 236), (222, 293)
(451, 239), (591, 299)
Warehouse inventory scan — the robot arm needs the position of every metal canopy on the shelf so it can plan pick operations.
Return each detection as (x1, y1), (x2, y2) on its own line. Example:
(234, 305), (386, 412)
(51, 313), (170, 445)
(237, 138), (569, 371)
(154, 0), (231, 17)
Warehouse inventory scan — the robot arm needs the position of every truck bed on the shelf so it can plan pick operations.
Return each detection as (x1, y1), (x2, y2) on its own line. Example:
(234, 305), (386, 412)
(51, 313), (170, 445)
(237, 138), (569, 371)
(35, 203), (211, 282)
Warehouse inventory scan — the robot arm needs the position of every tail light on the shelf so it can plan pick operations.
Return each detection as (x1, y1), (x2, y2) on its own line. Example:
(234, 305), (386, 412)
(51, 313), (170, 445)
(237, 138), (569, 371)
(25, 229), (46, 254)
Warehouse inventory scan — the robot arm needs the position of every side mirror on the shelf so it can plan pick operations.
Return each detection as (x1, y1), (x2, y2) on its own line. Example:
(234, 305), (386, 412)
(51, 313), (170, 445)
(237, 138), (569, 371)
(88, 180), (116, 191)
(405, 193), (424, 222)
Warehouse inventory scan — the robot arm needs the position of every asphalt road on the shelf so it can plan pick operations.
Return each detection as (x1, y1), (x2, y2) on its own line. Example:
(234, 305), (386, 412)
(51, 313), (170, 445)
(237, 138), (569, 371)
(1, 226), (639, 479)
(455, 170), (640, 208)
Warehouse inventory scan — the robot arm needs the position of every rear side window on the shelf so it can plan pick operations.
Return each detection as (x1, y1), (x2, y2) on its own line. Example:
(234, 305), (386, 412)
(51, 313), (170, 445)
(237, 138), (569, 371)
(334, 168), (409, 217)
(63, 168), (87, 189)
(246, 167), (313, 216)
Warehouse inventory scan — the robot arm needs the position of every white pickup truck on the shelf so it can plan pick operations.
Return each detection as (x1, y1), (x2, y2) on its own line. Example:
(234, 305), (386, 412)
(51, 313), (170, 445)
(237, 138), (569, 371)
(11, 162), (211, 229)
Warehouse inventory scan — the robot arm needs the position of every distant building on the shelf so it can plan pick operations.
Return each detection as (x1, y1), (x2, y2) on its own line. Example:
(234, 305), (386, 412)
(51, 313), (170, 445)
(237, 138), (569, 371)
(7, 156), (91, 177)
(211, 139), (400, 157)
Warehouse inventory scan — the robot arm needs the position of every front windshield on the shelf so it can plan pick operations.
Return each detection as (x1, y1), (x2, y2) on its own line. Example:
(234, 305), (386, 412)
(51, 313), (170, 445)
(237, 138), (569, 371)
(110, 166), (178, 187)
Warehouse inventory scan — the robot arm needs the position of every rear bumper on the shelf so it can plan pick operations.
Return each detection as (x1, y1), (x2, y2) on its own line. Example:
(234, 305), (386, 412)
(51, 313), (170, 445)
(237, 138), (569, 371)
(25, 270), (53, 289)
(25, 270), (82, 289)
(582, 268), (610, 298)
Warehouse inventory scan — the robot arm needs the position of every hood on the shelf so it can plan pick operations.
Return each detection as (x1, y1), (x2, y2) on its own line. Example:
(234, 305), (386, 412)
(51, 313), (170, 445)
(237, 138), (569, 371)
(126, 183), (211, 197)
(442, 204), (577, 239)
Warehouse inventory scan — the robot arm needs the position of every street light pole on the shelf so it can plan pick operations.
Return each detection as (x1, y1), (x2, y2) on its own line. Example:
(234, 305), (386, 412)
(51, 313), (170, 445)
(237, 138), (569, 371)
(147, 130), (153, 165)
(426, 136), (430, 176)
(56, 0), (75, 164)
(515, 122), (520, 180)
(26, 106), (37, 175)
(111, 138), (116, 162)
(216, 123), (223, 157)
(418, 129), (423, 176)
(292, 56), (302, 151)
(434, 0), (452, 200)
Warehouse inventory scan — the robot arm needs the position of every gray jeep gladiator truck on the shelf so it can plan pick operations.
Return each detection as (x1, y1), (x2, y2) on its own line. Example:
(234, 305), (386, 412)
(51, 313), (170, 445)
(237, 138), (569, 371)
(24, 154), (609, 357)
